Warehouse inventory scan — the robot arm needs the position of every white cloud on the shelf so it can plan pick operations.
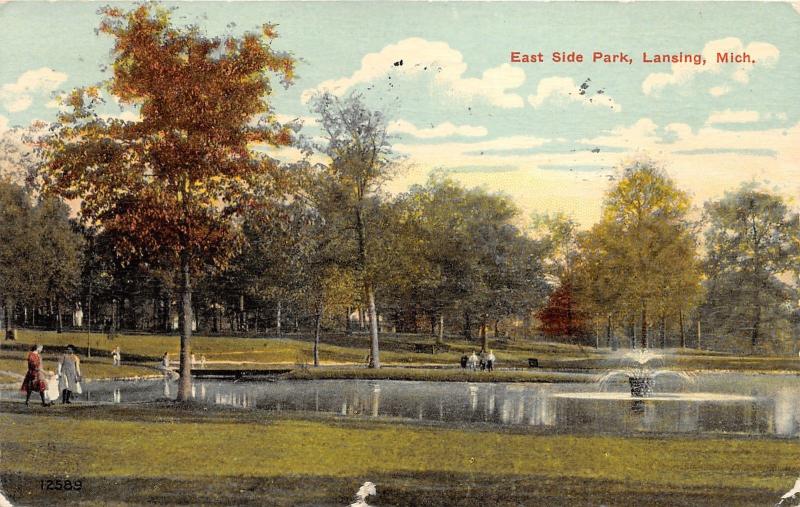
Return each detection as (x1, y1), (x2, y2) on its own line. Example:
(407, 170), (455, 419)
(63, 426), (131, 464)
(388, 119), (487, 139)
(706, 110), (760, 125)
(709, 85), (731, 97)
(0, 114), (8, 133)
(448, 63), (525, 108)
(580, 118), (661, 149)
(642, 37), (779, 96)
(527, 76), (621, 112)
(664, 122), (693, 140)
(395, 135), (550, 159)
(301, 38), (525, 108)
(0, 67), (68, 112)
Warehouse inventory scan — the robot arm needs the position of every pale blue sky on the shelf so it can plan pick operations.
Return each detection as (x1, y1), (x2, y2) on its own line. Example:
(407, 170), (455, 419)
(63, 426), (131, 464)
(1, 1), (798, 224)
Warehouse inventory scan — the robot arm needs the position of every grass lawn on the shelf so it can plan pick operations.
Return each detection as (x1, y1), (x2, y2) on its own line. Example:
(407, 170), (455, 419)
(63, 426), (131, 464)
(0, 352), (161, 382)
(0, 402), (797, 506)
(5, 329), (799, 376)
(9, 329), (597, 367)
(285, 366), (591, 383)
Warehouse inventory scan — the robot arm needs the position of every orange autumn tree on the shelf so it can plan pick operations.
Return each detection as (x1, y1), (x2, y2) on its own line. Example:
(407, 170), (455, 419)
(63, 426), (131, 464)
(38, 4), (295, 400)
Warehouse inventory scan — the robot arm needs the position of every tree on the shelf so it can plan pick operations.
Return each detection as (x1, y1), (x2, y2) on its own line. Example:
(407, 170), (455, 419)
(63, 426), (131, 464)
(537, 281), (591, 342)
(311, 93), (396, 368)
(33, 196), (84, 332)
(703, 184), (800, 352)
(0, 182), (39, 339)
(400, 174), (547, 349)
(531, 211), (580, 284)
(574, 159), (702, 348)
(38, 4), (296, 399)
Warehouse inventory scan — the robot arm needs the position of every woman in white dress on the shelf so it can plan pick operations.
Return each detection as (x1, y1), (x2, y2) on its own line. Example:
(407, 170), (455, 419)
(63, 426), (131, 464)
(58, 345), (82, 404)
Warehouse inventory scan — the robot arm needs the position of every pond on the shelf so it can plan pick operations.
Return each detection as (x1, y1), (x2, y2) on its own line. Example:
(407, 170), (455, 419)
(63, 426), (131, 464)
(6, 373), (800, 438)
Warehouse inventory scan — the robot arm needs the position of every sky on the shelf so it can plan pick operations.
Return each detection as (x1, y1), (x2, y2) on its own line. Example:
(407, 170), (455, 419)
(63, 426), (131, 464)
(1, 1), (799, 226)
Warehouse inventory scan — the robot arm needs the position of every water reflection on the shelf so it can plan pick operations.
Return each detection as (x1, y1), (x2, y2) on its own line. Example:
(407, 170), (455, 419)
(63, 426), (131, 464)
(31, 373), (800, 438)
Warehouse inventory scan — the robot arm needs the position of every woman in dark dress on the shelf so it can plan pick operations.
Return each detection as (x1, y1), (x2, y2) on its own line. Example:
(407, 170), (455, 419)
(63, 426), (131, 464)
(20, 344), (50, 406)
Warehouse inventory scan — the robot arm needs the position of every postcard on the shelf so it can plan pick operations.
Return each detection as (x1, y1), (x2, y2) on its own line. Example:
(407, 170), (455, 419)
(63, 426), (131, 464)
(1, 1), (799, 506)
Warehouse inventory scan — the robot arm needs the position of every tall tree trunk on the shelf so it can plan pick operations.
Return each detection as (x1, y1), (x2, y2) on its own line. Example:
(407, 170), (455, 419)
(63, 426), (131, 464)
(679, 309), (685, 348)
(276, 300), (282, 338)
(751, 304), (761, 352)
(313, 302), (323, 367)
(607, 314), (616, 350)
(480, 315), (488, 352)
(345, 306), (352, 335)
(696, 320), (701, 350)
(177, 255), (193, 401)
(660, 316), (666, 349)
(366, 285), (380, 368)
(628, 319), (635, 349)
(355, 197), (380, 366)
(4, 298), (14, 340)
(359, 306), (365, 330)
(463, 311), (472, 340)
(239, 294), (245, 332)
(56, 300), (63, 334)
(494, 319), (499, 338)
(437, 314), (444, 345)
(640, 303), (648, 349)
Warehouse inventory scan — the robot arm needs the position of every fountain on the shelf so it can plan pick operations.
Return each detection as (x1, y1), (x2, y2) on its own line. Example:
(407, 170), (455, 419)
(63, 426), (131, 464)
(595, 350), (693, 398)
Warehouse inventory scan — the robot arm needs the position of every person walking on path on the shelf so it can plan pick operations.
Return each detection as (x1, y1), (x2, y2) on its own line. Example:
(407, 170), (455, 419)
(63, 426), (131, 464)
(159, 352), (178, 379)
(111, 346), (121, 366)
(467, 351), (479, 371)
(21, 344), (50, 406)
(58, 345), (82, 404)
(486, 350), (496, 371)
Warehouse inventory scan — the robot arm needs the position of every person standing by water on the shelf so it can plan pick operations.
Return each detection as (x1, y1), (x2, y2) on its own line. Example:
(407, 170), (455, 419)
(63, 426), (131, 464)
(58, 345), (82, 404)
(159, 352), (177, 379)
(467, 351), (479, 371)
(21, 344), (50, 407)
(486, 350), (496, 371)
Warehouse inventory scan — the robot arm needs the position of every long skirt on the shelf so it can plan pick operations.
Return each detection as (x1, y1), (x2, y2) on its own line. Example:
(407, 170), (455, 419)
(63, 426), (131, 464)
(20, 370), (46, 393)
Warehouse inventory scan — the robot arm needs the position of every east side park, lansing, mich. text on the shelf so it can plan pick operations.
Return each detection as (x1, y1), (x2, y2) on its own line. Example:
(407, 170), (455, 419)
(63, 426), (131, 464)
(510, 51), (756, 65)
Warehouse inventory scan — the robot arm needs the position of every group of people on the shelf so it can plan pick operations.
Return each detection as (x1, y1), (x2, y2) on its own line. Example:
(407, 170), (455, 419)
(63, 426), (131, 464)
(461, 350), (496, 371)
(20, 344), (82, 406)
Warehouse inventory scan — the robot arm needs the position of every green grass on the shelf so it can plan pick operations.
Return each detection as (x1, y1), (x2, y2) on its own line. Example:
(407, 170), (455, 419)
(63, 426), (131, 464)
(7, 329), (800, 374)
(9, 329), (594, 366)
(0, 402), (796, 506)
(286, 366), (591, 383)
(0, 352), (160, 381)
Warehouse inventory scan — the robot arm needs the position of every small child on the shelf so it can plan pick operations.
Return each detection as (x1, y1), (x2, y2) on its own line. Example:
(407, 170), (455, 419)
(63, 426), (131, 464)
(44, 371), (60, 404)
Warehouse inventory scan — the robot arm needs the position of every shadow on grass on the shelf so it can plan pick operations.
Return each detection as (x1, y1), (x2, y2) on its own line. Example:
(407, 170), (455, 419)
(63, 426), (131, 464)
(1, 470), (777, 506)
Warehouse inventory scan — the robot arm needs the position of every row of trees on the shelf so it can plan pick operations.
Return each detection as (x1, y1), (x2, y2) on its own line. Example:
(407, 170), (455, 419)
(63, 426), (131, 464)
(0, 182), (82, 337)
(535, 164), (800, 355)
